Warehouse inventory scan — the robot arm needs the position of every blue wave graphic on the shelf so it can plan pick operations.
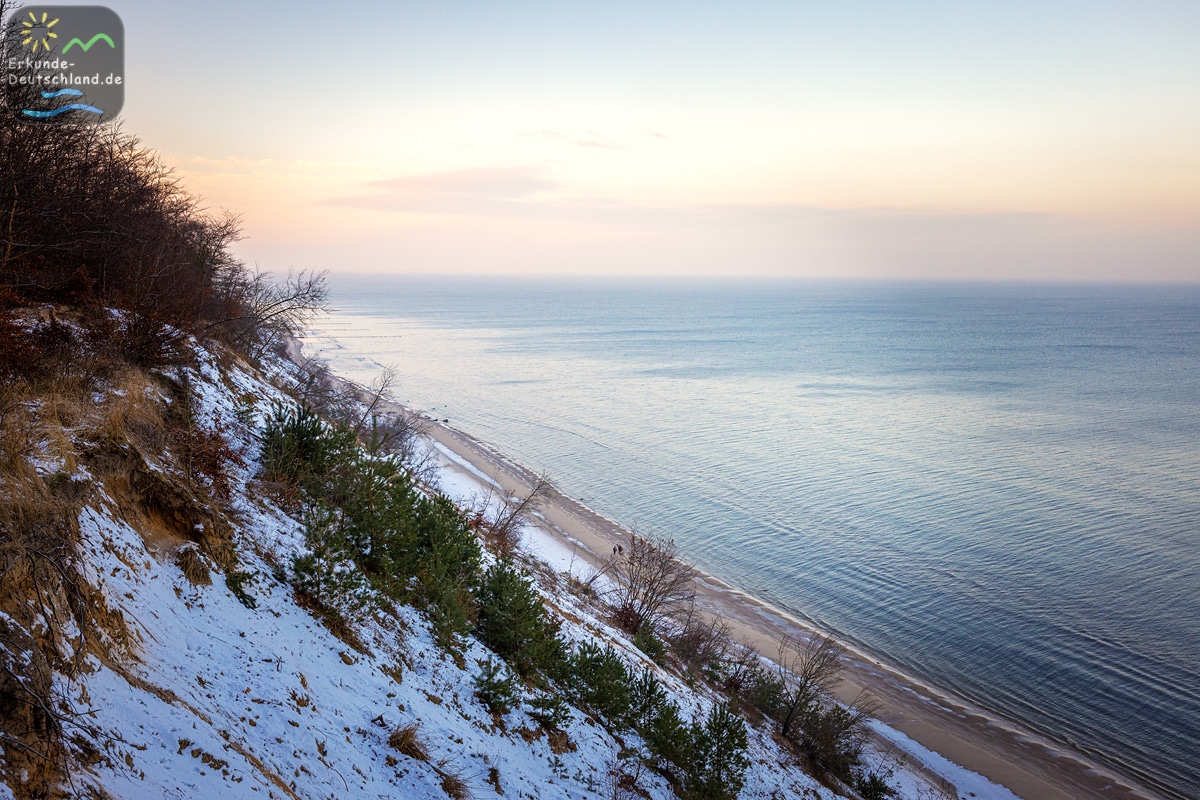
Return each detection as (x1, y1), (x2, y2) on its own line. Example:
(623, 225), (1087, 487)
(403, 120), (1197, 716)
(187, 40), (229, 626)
(22, 104), (104, 118)
(40, 89), (84, 99)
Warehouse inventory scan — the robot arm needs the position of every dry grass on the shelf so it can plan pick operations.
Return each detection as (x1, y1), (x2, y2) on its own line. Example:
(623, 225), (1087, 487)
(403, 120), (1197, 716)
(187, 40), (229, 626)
(0, 457), (97, 798)
(175, 545), (212, 586)
(547, 729), (575, 755)
(0, 378), (80, 482)
(0, 313), (228, 796)
(437, 765), (471, 800)
(0, 385), (38, 476)
(388, 721), (429, 762)
(382, 663), (404, 685)
(292, 590), (371, 655)
(86, 368), (166, 451)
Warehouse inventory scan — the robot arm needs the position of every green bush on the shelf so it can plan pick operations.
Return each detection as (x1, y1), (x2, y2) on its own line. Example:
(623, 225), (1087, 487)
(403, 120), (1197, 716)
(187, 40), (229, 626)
(569, 641), (632, 725)
(682, 704), (749, 800)
(413, 494), (483, 644)
(746, 666), (788, 720)
(527, 692), (571, 730)
(855, 771), (897, 800)
(474, 657), (520, 716)
(633, 625), (667, 663)
(477, 558), (564, 676)
(629, 667), (670, 733)
(644, 700), (690, 775)
(225, 569), (258, 609)
(338, 455), (419, 585)
(644, 701), (749, 800)
(260, 403), (355, 495)
(291, 502), (368, 613)
(262, 403), (488, 648)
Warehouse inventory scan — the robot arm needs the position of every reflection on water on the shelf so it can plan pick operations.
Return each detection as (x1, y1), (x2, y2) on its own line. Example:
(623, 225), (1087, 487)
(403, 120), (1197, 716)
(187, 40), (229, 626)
(308, 277), (1200, 800)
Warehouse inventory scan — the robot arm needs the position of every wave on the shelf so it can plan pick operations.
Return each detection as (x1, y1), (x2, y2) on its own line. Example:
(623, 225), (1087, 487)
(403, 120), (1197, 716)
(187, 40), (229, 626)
(40, 88), (83, 99)
(22, 104), (104, 119)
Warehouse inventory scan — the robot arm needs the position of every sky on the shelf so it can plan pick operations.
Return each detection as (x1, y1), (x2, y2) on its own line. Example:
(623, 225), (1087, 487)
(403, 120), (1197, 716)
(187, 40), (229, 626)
(62, 1), (1200, 279)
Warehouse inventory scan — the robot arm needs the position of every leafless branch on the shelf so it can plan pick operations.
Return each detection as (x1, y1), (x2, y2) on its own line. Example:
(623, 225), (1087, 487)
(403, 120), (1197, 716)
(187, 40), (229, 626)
(609, 531), (696, 635)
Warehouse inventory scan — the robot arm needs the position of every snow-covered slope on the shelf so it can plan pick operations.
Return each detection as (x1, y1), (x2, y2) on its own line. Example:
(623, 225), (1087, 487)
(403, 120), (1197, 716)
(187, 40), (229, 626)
(16, 342), (994, 800)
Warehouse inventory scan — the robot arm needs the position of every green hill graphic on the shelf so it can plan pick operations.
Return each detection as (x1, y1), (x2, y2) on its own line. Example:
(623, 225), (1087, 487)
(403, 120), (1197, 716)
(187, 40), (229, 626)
(62, 33), (114, 53)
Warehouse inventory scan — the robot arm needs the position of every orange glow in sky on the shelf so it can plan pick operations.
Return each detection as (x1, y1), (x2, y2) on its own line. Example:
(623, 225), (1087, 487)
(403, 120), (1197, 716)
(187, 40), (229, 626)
(110, 0), (1200, 280)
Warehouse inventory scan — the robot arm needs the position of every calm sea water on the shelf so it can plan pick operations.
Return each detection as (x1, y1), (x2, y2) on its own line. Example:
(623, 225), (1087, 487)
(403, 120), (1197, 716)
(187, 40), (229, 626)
(307, 276), (1200, 800)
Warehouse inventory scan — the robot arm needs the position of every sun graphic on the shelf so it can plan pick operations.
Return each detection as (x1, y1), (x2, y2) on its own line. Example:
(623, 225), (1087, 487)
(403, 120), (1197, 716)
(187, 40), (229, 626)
(21, 11), (60, 53)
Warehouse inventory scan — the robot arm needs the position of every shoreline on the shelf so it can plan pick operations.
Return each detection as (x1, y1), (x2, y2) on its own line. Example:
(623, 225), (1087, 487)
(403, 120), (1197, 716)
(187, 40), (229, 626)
(293, 337), (1164, 800)
(416, 414), (1163, 800)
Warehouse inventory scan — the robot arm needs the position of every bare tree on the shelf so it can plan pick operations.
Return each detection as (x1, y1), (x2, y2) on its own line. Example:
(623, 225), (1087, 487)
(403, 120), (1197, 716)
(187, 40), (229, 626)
(470, 472), (554, 556)
(354, 366), (399, 438)
(776, 634), (847, 740)
(292, 357), (356, 420)
(772, 633), (884, 784)
(610, 532), (696, 634)
(602, 749), (648, 800)
(669, 600), (732, 670)
(207, 268), (329, 354)
(350, 367), (437, 482)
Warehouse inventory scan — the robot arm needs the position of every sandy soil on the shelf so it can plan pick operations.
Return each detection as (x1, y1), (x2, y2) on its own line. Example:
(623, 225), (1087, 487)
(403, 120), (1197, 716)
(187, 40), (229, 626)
(414, 414), (1163, 800)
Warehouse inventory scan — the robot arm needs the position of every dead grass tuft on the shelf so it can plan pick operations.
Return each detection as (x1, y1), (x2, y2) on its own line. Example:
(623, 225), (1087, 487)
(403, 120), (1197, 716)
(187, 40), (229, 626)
(437, 765), (471, 800)
(292, 588), (371, 655)
(86, 368), (166, 452)
(0, 385), (38, 476)
(388, 721), (429, 762)
(547, 729), (576, 754)
(382, 662), (404, 685)
(176, 545), (212, 586)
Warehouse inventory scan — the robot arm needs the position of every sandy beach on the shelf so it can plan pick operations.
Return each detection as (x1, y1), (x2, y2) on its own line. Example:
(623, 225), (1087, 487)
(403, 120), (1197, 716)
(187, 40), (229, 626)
(410, 411), (1163, 800)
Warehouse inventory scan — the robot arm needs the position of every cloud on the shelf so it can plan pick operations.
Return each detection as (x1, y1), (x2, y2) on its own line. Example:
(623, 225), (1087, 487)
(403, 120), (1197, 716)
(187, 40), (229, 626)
(319, 167), (1200, 280)
(369, 166), (555, 198)
(328, 166), (559, 214)
(520, 129), (626, 150)
(170, 155), (360, 178)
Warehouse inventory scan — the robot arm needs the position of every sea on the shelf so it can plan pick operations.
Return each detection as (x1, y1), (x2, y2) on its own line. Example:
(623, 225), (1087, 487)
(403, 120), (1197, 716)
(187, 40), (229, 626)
(304, 276), (1200, 800)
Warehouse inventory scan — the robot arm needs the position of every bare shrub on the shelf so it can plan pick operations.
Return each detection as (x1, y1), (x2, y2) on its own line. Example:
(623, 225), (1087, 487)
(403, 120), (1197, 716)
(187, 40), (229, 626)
(602, 749), (649, 800)
(669, 602), (732, 671)
(1, 50), (326, 366)
(207, 268), (329, 355)
(771, 633), (881, 785)
(169, 411), (245, 501)
(436, 762), (471, 799)
(351, 367), (437, 483)
(776, 634), (846, 739)
(0, 107), (252, 345)
(470, 472), (553, 557)
(291, 358), (355, 420)
(0, 290), (38, 378)
(720, 640), (764, 697)
(609, 532), (695, 634)
(388, 721), (429, 762)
